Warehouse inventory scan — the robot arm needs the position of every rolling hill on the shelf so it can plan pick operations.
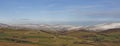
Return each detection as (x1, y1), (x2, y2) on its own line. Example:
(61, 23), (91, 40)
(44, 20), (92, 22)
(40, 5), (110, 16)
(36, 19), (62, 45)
(0, 23), (120, 46)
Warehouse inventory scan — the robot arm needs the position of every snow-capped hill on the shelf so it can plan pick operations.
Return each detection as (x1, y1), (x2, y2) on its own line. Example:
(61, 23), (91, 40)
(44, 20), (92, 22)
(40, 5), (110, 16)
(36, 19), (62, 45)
(1, 23), (120, 32)
(67, 26), (84, 31)
(53, 25), (83, 31)
(11, 24), (84, 31)
(0, 23), (10, 28)
(12, 23), (120, 32)
(87, 23), (120, 31)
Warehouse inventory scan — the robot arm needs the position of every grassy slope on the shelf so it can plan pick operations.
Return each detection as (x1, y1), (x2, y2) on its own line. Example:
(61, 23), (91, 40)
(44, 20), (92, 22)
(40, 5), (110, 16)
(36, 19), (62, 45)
(0, 28), (120, 46)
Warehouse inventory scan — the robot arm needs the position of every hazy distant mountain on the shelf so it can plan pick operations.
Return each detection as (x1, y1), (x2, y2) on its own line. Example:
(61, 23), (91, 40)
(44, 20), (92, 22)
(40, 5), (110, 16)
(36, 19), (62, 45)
(87, 23), (120, 31)
(0, 23), (10, 28)
(11, 24), (83, 31)
(0, 23), (120, 32)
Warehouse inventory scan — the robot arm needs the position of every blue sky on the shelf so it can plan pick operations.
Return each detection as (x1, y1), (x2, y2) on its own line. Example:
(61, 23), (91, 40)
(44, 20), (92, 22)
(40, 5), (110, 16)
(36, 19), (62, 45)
(0, 0), (120, 25)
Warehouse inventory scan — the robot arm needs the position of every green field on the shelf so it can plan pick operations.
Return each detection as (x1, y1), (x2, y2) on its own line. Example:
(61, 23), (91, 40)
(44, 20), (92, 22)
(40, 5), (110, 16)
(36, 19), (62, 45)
(0, 28), (120, 46)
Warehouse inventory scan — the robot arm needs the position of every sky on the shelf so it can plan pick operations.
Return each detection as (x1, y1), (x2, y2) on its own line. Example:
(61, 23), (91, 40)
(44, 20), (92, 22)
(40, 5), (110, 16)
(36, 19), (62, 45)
(0, 0), (120, 25)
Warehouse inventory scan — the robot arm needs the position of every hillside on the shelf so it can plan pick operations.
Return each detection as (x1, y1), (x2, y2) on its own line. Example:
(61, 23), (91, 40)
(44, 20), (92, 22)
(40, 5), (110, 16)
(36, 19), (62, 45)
(0, 27), (120, 46)
(0, 23), (120, 46)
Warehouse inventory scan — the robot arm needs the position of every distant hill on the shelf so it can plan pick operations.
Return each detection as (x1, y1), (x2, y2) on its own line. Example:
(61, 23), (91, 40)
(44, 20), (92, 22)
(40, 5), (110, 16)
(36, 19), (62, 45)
(0, 23), (10, 28)
(0, 23), (120, 46)
(0, 23), (120, 32)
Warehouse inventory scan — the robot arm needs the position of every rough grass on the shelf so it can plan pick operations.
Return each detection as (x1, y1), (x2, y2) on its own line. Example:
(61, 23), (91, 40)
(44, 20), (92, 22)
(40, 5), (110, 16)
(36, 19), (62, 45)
(0, 28), (120, 46)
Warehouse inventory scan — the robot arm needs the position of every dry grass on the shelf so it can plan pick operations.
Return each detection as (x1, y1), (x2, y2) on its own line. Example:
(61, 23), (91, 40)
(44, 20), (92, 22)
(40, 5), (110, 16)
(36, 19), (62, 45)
(0, 28), (120, 46)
